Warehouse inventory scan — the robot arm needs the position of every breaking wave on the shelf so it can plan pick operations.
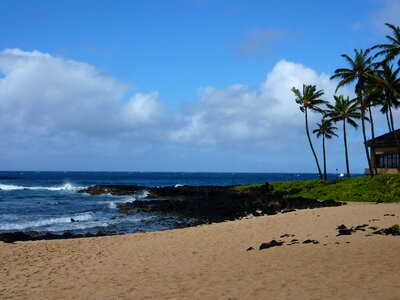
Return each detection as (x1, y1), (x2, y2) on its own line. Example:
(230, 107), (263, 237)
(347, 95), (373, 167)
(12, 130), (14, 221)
(0, 212), (94, 231)
(0, 183), (80, 192)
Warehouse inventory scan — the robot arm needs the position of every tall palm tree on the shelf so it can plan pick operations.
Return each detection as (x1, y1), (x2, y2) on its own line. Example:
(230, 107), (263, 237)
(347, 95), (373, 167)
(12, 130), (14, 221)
(375, 63), (400, 132)
(372, 23), (400, 67)
(331, 48), (380, 176)
(374, 63), (400, 154)
(326, 95), (361, 177)
(292, 84), (328, 179)
(313, 119), (338, 181)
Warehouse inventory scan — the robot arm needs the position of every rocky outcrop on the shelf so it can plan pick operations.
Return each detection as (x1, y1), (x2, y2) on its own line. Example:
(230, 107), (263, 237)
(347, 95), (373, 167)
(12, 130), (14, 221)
(79, 183), (344, 223)
(78, 185), (144, 196)
(0, 231), (108, 244)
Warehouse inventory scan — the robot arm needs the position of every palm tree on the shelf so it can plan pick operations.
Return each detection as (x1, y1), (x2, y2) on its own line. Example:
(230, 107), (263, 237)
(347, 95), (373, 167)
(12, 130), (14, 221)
(292, 84), (328, 179)
(375, 63), (400, 132)
(374, 63), (400, 154)
(313, 119), (338, 181)
(326, 95), (361, 177)
(372, 23), (400, 67)
(331, 48), (380, 176)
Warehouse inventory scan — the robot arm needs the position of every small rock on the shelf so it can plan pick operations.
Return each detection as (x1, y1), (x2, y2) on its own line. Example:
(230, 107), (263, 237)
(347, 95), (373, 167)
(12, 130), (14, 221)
(354, 224), (368, 231)
(337, 224), (355, 236)
(246, 247), (254, 251)
(303, 239), (319, 244)
(259, 240), (284, 250)
(280, 233), (295, 238)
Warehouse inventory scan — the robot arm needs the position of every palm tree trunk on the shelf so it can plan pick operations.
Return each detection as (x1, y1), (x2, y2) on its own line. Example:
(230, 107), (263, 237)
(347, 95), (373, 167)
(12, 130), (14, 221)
(343, 121), (351, 177)
(386, 111), (392, 132)
(323, 134), (327, 181)
(368, 105), (378, 175)
(389, 106), (400, 156)
(360, 93), (374, 176)
(305, 108), (323, 179)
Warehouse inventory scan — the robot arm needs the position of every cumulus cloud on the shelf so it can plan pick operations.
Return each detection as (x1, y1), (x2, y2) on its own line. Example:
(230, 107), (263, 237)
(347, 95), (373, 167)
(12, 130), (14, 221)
(172, 60), (348, 151)
(0, 48), (167, 140)
(0, 48), (358, 171)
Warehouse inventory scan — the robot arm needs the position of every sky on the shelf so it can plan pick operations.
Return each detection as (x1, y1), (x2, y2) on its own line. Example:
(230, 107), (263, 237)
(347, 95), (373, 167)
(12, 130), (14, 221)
(0, 0), (399, 173)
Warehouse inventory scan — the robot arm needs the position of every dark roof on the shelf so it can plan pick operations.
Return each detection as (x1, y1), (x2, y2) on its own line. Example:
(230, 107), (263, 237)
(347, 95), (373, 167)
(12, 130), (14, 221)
(365, 129), (400, 147)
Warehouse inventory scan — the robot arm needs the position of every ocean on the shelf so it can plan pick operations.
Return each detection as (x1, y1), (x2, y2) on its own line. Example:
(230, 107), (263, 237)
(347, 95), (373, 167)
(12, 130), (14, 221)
(0, 171), (348, 236)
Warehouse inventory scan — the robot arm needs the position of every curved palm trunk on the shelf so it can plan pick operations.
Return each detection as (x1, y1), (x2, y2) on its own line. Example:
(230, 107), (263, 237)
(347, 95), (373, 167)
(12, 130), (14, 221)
(343, 121), (351, 177)
(360, 93), (374, 176)
(305, 108), (323, 179)
(322, 134), (327, 181)
(368, 105), (378, 175)
(389, 106), (400, 156)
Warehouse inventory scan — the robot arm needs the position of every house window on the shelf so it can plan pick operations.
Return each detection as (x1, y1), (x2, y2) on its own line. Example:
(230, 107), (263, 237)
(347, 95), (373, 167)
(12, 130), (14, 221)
(375, 153), (400, 168)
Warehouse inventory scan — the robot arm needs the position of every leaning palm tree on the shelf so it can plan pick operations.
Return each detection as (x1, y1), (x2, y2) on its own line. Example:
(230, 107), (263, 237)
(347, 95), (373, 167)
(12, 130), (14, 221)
(313, 119), (338, 181)
(375, 63), (400, 132)
(372, 23), (400, 67)
(292, 84), (328, 179)
(326, 95), (361, 177)
(331, 48), (380, 176)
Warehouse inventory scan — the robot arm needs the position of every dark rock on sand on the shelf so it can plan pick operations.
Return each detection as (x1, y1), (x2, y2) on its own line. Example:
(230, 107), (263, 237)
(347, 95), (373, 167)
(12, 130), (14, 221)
(0, 231), (108, 243)
(373, 226), (400, 236)
(259, 240), (284, 250)
(302, 239), (319, 244)
(337, 224), (355, 236)
(246, 247), (254, 251)
(354, 224), (369, 231)
(280, 234), (295, 238)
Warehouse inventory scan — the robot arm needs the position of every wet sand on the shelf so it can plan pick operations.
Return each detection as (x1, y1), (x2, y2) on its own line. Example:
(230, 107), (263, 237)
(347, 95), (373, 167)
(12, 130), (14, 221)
(1, 203), (399, 299)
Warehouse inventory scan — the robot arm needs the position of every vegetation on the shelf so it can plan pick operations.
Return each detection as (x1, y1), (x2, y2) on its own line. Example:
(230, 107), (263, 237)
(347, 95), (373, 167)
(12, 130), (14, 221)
(234, 175), (400, 203)
(292, 84), (328, 179)
(389, 224), (400, 232)
(327, 96), (361, 177)
(313, 119), (338, 181)
(331, 48), (381, 176)
(273, 175), (400, 202)
(292, 22), (400, 179)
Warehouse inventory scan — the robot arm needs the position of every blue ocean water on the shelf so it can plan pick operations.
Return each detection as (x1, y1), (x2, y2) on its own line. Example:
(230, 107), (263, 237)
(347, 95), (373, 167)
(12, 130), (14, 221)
(0, 171), (350, 236)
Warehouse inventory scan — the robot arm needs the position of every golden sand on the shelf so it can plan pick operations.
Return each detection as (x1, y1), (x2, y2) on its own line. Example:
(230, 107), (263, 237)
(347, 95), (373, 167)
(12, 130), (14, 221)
(1, 203), (399, 299)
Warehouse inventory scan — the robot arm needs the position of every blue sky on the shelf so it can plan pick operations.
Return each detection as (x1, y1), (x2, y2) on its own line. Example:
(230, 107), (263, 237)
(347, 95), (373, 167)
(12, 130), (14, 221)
(0, 0), (399, 172)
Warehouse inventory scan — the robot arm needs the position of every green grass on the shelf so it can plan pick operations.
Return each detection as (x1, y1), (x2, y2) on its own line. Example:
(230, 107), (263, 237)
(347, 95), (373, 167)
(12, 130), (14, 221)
(232, 183), (263, 191)
(235, 175), (400, 203)
(389, 224), (400, 232)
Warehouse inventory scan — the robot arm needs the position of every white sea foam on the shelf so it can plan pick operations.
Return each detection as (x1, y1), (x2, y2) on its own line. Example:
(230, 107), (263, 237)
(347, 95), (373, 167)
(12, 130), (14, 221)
(0, 183), (80, 191)
(107, 190), (149, 209)
(174, 184), (185, 188)
(0, 212), (94, 231)
(0, 184), (25, 190)
(108, 197), (135, 209)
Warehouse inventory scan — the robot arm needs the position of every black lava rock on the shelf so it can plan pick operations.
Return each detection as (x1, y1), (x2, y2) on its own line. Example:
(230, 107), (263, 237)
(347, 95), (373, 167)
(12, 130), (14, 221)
(259, 240), (284, 250)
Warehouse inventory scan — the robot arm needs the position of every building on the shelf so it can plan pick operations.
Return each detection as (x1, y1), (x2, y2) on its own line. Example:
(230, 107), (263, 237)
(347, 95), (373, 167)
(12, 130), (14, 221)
(365, 129), (400, 174)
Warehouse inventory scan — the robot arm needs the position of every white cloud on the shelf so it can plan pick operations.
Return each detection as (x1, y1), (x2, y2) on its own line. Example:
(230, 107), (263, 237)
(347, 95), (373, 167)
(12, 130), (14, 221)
(172, 60), (349, 150)
(0, 49), (360, 172)
(0, 48), (167, 140)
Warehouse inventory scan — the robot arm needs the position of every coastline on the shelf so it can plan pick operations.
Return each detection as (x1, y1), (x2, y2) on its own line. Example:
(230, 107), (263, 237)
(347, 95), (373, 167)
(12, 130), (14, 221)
(1, 202), (399, 299)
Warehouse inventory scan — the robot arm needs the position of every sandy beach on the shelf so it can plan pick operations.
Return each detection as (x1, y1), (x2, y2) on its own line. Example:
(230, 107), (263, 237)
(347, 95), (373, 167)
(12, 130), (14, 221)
(1, 202), (399, 299)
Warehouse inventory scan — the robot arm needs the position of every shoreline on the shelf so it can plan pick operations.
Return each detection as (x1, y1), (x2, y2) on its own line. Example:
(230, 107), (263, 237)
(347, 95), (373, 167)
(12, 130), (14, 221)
(1, 202), (399, 299)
